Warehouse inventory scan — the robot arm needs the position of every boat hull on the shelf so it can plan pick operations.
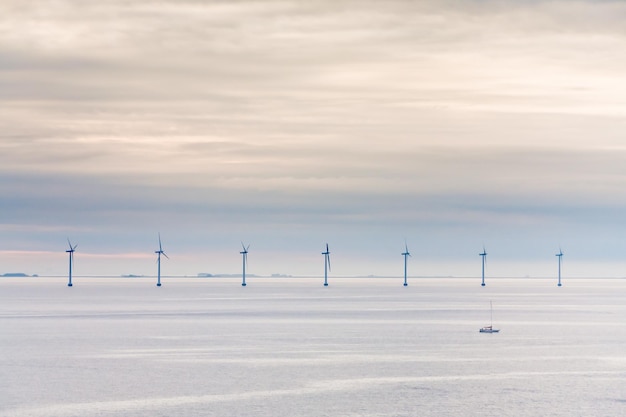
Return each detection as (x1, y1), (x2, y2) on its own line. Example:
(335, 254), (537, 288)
(479, 327), (499, 333)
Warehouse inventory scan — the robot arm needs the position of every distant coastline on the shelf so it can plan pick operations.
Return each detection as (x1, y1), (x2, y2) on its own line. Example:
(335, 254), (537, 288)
(2, 273), (625, 280)
(1, 273), (38, 277)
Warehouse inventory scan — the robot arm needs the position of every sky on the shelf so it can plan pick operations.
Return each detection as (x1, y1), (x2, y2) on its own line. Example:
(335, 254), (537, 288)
(2, 0), (626, 278)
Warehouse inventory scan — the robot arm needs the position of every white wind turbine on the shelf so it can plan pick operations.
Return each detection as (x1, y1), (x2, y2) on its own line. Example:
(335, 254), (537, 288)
(66, 239), (77, 287)
(322, 243), (331, 286)
(402, 242), (411, 287)
(155, 233), (169, 287)
(480, 246), (487, 287)
(556, 247), (563, 287)
(240, 242), (250, 286)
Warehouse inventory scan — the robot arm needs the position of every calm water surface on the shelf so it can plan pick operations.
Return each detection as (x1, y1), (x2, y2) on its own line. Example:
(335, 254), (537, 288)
(1, 277), (625, 416)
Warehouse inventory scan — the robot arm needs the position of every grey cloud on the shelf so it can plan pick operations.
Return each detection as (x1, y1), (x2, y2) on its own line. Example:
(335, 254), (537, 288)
(2, 0), (626, 274)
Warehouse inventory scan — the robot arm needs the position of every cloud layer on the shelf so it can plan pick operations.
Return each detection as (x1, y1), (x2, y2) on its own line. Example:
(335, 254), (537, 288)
(2, 0), (626, 276)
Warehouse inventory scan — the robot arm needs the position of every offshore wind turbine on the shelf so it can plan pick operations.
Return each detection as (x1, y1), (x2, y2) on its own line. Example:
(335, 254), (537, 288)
(66, 239), (77, 287)
(155, 234), (168, 287)
(556, 247), (563, 287)
(322, 243), (331, 286)
(240, 242), (250, 286)
(479, 246), (487, 287)
(402, 242), (411, 287)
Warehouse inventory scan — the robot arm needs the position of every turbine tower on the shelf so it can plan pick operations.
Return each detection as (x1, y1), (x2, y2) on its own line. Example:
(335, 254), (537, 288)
(479, 246), (487, 287)
(240, 242), (250, 286)
(155, 233), (169, 287)
(556, 247), (563, 287)
(322, 243), (331, 286)
(402, 242), (411, 287)
(66, 239), (77, 287)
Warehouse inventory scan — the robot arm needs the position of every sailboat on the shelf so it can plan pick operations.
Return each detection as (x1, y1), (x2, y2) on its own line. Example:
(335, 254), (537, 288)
(479, 301), (500, 333)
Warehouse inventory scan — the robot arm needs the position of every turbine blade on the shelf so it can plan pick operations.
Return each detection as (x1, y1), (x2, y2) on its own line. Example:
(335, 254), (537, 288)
(162, 252), (169, 260)
(326, 243), (329, 253)
(246, 244), (250, 252)
(327, 254), (331, 272)
(158, 233), (163, 251)
(67, 238), (73, 250)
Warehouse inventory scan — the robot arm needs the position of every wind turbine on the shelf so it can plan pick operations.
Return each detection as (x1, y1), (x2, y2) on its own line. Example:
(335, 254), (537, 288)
(479, 246), (487, 287)
(402, 242), (411, 287)
(66, 239), (77, 287)
(322, 243), (331, 286)
(556, 247), (563, 287)
(240, 242), (250, 286)
(155, 234), (168, 287)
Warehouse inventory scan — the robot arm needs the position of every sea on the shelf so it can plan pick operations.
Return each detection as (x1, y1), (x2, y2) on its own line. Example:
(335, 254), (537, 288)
(1, 277), (625, 417)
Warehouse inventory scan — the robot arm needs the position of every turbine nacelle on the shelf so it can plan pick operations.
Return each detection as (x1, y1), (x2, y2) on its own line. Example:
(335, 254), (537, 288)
(66, 239), (77, 253)
(322, 243), (331, 269)
(155, 233), (169, 258)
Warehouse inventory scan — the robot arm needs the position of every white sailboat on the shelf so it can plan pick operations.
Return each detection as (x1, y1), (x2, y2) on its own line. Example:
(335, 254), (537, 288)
(479, 301), (500, 333)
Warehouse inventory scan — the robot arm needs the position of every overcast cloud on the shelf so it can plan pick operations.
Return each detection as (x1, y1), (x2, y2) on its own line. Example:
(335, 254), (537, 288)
(2, 0), (626, 277)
